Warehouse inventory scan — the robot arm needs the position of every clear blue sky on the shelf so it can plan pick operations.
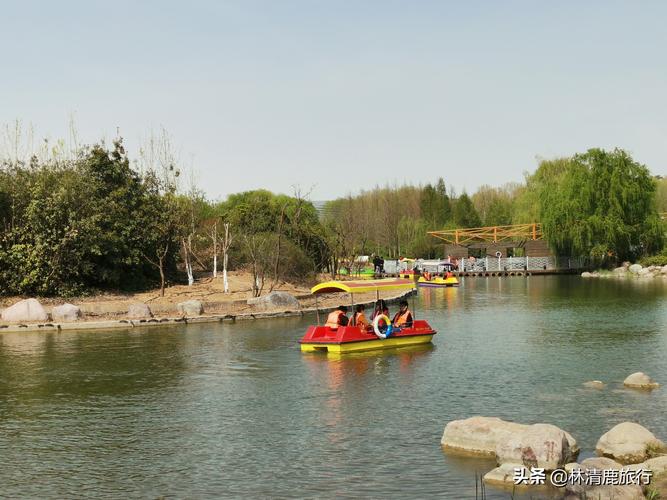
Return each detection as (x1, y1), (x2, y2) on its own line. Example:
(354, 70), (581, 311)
(2, 1), (666, 200)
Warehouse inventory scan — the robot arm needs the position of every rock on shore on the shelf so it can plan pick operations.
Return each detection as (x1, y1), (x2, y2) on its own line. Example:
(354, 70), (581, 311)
(1, 298), (49, 322)
(127, 303), (153, 319)
(595, 422), (665, 464)
(177, 300), (204, 317)
(246, 291), (300, 311)
(441, 416), (527, 456)
(52, 303), (81, 321)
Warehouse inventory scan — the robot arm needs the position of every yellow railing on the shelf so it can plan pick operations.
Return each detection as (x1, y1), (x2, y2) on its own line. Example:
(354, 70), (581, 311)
(428, 223), (542, 245)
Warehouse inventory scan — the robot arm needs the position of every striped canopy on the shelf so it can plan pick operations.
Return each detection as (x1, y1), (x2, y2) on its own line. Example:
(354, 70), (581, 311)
(311, 278), (415, 295)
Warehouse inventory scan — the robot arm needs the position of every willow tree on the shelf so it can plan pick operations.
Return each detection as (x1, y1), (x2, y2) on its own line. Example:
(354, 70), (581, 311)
(539, 148), (664, 263)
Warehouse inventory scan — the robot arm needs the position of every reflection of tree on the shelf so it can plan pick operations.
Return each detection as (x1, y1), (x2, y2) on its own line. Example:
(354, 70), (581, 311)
(0, 327), (189, 407)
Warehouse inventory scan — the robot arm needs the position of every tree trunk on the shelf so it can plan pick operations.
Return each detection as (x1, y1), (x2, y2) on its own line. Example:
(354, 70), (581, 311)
(158, 255), (166, 297)
(212, 222), (218, 278)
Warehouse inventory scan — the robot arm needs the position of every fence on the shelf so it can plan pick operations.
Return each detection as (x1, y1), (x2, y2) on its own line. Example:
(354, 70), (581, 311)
(458, 256), (588, 272)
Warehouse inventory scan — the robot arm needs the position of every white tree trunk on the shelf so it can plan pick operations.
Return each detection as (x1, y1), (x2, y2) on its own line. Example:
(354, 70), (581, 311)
(223, 254), (229, 293)
(213, 254), (217, 279)
(212, 222), (218, 278)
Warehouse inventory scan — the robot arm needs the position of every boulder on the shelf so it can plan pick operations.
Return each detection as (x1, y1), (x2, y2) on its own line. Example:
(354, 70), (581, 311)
(177, 300), (204, 317)
(127, 303), (153, 319)
(496, 423), (579, 470)
(483, 463), (530, 488)
(642, 455), (667, 477)
(246, 291), (300, 311)
(638, 267), (652, 277)
(661, 265), (667, 275)
(583, 380), (606, 390)
(612, 266), (627, 275)
(628, 263), (643, 274)
(581, 272), (593, 278)
(595, 422), (665, 464)
(52, 303), (81, 322)
(564, 458), (644, 500)
(441, 416), (528, 457)
(623, 372), (660, 390)
(1, 298), (49, 322)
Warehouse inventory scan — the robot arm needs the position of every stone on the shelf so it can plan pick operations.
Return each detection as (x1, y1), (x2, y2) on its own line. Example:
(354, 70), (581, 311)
(628, 263), (643, 274)
(580, 456), (623, 470)
(564, 482), (644, 499)
(1, 298), (49, 322)
(638, 267), (652, 277)
(643, 455), (667, 477)
(52, 303), (81, 322)
(177, 300), (204, 317)
(581, 271), (593, 278)
(441, 416), (528, 457)
(127, 303), (153, 319)
(623, 372), (660, 390)
(661, 265), (667, 274)
(246, 291), (300, 311)
(583, 380), (606, 389)
(483, 463), (530, 488)
(496, 423), (578, 470)
(596, 422), (665, 464)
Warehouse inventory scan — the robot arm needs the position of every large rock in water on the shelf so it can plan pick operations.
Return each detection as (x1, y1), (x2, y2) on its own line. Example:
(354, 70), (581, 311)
(177, 300), (204, 317)
(623, 371), (660, 390)
(52, 303), (81, 321)
(595, 422), (665, 464)
(246, 291), (300, 311)
(483, 463), (530, 488)
(564, 457), (644, 499)
(1, 298), (49, 322)
(496, 423), (579, 470)
(441, 417), (527, 456)
(127, 303), (153, 319)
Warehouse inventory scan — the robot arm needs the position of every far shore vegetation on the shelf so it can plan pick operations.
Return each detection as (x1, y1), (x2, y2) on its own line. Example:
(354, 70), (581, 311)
(1, 127), (667, 298)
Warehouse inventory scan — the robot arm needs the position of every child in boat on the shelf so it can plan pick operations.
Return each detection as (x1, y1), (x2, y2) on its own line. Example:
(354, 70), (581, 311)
(392, 300), (413, 328)
(370, 299), (389, 320)
(325, 305), (349, 329)
(353, 304), (371, 330)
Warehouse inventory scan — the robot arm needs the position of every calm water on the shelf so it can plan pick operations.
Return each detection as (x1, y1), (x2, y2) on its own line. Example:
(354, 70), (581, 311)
(1, 276), (667, 499)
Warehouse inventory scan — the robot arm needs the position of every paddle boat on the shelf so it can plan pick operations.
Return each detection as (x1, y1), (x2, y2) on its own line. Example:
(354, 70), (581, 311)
(417, 263), (460, 287)
(299, 278), (437, 353)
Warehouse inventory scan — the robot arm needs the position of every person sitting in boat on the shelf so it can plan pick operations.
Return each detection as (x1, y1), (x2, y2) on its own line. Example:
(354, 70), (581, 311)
(371, 299), (389, 320)
(325, 305), (349, 329)
(423, 270), (432, 281)
(353, 304), (371, 330)
(392, 300), (413, 329)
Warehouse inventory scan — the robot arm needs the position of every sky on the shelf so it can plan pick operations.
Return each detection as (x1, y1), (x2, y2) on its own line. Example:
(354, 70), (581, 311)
(2, 1), (666, 201)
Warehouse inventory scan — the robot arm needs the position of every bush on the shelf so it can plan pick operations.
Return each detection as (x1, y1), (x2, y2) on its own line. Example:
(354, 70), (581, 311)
(639, 254), (667, 267)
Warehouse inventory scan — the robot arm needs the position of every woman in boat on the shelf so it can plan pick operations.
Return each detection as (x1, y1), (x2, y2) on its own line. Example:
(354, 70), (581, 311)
(325, 305), (349, 329)
(392, 300), (413, 328)
(370, 299), (389, 320)
(353, 304), (371, 330)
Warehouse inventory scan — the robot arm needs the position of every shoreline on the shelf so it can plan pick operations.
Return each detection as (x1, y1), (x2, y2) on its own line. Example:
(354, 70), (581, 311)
(0, 289), (416, 334)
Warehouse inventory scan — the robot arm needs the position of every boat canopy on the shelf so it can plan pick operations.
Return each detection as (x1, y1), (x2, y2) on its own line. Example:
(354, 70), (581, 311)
(311, 278), (415, 295)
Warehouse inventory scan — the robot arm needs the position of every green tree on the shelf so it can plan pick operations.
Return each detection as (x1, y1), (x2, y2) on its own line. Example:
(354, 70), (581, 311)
(452, 193), (482, 228)
(539, 149), (663, 263)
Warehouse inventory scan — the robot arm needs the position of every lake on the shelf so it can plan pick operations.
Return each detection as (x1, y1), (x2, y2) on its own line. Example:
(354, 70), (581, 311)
(1, 276), (666, 498)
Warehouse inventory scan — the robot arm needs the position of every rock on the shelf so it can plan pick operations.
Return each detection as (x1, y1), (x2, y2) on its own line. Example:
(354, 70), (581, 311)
(496, 423), (578, 470)
(564, 462), (580, 474)
(581, 271), (593, 278)
(127, 303), (153, 319)
(661, 265), (667, 275)
(623, 372), (660, 390)
(583, 380), (605, 389)
(638, 267), (652, 277)
(643, 455), (667, 477)
(1, 298), (49, 322)
(565, 482), (644, 500)
(51, 303), (81, 322)
(177, 300), (204, 317)
(596, 422), (665, 464)
(580, 456), (624, 470)
(483, 463), (530, 488)
(612, 266), (627, 275)
(628, 263), (643, 274)
(565, 457), (644, 499)
(441, 416), (528, 457)
(246, 291), (300, 311)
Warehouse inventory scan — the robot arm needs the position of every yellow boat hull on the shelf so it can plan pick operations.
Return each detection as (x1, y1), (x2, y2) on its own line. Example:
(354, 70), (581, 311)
(301, 334), (434, 353)
(417, 277), (459, 287)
